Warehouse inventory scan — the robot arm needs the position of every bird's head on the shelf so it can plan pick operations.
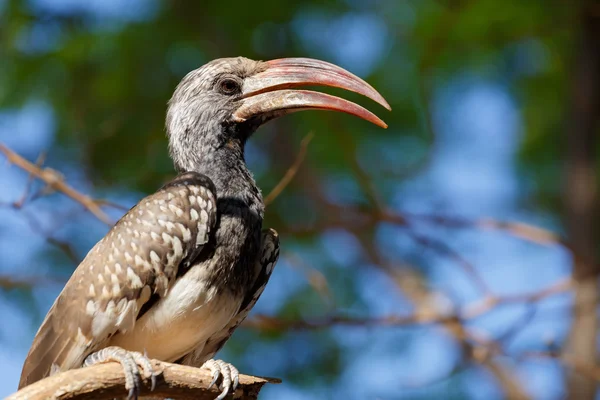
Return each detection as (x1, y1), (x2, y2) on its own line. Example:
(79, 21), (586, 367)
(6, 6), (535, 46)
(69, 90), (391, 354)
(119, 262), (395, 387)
(166, 56), (390, 172)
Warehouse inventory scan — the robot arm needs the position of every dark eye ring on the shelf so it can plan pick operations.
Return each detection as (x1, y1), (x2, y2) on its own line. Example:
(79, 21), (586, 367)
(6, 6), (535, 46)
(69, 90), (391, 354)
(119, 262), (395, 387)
(218, 78), (240, 95)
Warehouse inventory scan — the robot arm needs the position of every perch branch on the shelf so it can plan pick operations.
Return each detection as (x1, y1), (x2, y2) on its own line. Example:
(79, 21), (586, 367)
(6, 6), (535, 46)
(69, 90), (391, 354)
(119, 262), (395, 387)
(7, 360), (280, 400)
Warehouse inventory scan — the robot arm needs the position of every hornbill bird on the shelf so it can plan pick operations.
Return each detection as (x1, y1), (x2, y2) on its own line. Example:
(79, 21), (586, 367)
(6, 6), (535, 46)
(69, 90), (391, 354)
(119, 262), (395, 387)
(18, 57), (390, 399)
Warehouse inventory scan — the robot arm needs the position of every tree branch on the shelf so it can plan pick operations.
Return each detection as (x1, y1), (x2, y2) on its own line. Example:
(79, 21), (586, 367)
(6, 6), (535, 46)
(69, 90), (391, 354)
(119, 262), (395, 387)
(7, 360), (280, 400)
(264, 132), (313, 206)
(563, 2), (600, 398)
(0, 144), (113, 225)
(244, 277), (571, 331)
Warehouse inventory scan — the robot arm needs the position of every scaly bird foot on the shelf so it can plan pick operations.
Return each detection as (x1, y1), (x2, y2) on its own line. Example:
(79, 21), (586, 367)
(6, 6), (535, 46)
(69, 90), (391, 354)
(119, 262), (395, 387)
(83, 346), (157, 400)
(201, 359), (240, 400)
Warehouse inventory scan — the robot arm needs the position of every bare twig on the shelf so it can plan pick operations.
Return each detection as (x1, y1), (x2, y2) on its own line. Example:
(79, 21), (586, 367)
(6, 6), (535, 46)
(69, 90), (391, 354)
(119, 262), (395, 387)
(10, 207), (83, 265)
(244, 277), (571, 331)
(404, 228), (494, 297)
(326, 131), (550, 399)
(7, 360), (280, 400)
(0, 275), (65, 290)
(284, 206), (569, 251)
(462, 278), (572, 319)
(399, 213), (567, 247)
(13, 152), (46, 208)
(94, 198), (130, 212)
(335, 131), (386, 211)
(0, 144), (112, 225)
(284, 253), (333, 307)
(264, 132), (313, 206)
(522, 351), (600, 383)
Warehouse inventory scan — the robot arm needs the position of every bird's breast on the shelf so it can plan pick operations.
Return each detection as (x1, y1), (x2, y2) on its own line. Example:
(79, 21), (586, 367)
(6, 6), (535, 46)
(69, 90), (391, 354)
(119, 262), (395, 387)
(108, 198), (262, 362)
(209, 208), (262, 290)
(107, 259), (243, 362)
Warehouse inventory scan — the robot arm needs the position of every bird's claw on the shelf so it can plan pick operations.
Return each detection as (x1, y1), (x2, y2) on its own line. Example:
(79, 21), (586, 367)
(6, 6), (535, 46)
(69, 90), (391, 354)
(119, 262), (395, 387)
(83, 346), (157, 399)
(201, 359), (240, 400)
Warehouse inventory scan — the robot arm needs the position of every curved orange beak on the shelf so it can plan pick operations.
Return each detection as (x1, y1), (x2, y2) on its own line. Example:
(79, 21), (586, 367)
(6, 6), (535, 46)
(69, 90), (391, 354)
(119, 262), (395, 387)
(232, 58), (391, 129)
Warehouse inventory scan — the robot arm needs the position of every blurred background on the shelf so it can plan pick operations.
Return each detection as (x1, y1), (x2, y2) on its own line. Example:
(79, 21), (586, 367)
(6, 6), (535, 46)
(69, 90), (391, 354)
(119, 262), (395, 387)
(0, 0), (597, 399)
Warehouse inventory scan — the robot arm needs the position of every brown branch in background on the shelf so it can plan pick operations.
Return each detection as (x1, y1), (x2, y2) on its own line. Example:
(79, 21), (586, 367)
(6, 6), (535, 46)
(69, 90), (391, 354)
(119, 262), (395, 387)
(402, 316), (600, 397)
(264, 132), (313, 206)
(0, 275), (65, 290)
(284, 253), (333, 308)
(522, 351), (600, 384)
(13, 152), (46, 208)
(15, 208), (83, 265)
(265, 117), (573, 399)
(464, 342), (600, 394)
(461, 278), (571, 319)
(285, 206), (569, 251)
(7, 360), (280, 400)
(244, 277), (571, 331)
(330, 130), (534, 398)
(45, 236), (80, 265)
(95, 198), (130, 212)
(336, 135), (494, 295)
(404, 229), (494, 297)
(0, 144), (113, 225)
(562, 3), (600, 399)
(372, 226), (527, 399)
(400, 213), (567, 247)
(334, 131), (386, 211)
(245, 313), (454, 331)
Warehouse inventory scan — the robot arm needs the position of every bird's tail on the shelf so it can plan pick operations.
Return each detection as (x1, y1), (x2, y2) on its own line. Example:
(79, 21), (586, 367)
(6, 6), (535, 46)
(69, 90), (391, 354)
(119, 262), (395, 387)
(18, 300), (82, 389)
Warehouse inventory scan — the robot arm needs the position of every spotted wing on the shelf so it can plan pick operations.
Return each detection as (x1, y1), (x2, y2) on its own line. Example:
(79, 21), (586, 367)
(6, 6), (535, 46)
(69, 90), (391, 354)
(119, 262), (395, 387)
(18, 172), (218, 388)
(180, 228), (280, 366)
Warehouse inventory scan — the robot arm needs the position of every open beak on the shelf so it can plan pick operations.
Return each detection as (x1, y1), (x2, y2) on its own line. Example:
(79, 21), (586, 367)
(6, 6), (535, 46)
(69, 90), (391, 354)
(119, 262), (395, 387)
(232, 58), (391, 129)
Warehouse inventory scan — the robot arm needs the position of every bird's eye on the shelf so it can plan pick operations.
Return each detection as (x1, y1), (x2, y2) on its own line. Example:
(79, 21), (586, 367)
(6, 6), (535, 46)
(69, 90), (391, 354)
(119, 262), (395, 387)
(218, 78), (241, 95)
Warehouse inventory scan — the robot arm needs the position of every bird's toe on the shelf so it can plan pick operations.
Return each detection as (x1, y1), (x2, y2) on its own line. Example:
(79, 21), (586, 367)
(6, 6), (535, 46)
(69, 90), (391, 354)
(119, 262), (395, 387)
(231, 364), (240, 391)
(83, 346), (156, 399)
(201, 358), (240, 400)
(131, 349), (157, 391)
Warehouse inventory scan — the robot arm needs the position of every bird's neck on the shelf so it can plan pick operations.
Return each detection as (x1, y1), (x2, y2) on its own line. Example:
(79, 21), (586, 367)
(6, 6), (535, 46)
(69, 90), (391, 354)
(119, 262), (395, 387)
(171, 136), (264, 219)
(168, 126), (263, 293)
(203, 147), (263, 211)
(167, 112), (265, 219)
